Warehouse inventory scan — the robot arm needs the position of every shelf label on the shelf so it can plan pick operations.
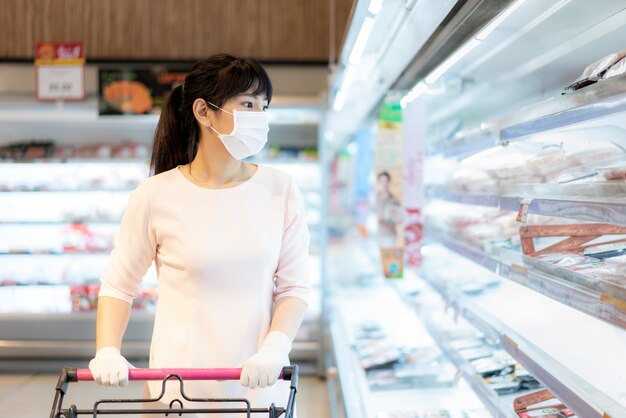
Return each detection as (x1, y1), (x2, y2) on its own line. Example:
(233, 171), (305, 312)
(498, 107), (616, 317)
(516, 199), (533, 224)
(35, 42), (85, 101)
(600, 294), (626, 312)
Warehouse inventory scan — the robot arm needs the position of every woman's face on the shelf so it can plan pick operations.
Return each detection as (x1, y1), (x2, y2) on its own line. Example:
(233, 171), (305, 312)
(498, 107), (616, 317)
(210, 87), (269, 135)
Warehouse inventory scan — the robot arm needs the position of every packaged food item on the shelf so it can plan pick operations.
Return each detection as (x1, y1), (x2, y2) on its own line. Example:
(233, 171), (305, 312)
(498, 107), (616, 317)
(603, 56), (626, 80)
(458, 346), (494, 361)
(599, 166), (626, 180)
(471, 354), (517, 378)
(487, 376), (522, 395)
(565, 48), (626, 91)
(514, 389), (577, 418)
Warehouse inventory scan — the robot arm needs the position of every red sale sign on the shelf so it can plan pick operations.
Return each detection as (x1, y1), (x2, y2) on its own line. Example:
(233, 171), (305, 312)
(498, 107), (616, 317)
(35, 42), (85, 101)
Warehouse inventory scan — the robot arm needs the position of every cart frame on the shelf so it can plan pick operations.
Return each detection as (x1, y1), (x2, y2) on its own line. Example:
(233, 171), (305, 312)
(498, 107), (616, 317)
(49, 366), (298, 418)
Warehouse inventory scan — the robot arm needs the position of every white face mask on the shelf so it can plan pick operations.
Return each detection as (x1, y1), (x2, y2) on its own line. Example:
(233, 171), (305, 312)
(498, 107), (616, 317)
(207, 102), (269, 160)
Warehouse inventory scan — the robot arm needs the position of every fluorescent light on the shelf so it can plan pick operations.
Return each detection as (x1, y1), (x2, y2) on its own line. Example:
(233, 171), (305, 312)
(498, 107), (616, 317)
(476, 0), (527, 41)
(368, 0), (384, 15)
(401, 82), (428, 107)
(342, 65), (358, 87)
(349, 16), (376, 65)
(333, 89), (347, 111)
(424, 38), (481, 84)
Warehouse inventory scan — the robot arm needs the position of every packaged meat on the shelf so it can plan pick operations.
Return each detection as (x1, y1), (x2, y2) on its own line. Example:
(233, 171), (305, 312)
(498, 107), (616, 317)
(603, 56), (626, 80)
(565, 48), (626, 91)
(600, 166), (626, 180)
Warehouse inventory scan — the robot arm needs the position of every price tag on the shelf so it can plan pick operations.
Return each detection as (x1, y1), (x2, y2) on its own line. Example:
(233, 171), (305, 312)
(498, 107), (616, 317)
(37, 66), (84, 100)
(516, 199), (532, 224)
(35, 42), (85, 101)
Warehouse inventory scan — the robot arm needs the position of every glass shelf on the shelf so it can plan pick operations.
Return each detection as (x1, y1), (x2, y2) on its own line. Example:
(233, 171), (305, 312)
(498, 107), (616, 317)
(393, 278), (525, 418)
(0, 188), (136, 193)
(425, 226), (626, 330)
(0, 221), (120, 225)
(328, 285), (487, 418)
(0, 251), (110, 256)
(501, 76), (626, 141)
(0, 158), (148, 165)
(427, 129), (500, 159)
(429, 189), (626, 227)
(415, 248), (626, 418)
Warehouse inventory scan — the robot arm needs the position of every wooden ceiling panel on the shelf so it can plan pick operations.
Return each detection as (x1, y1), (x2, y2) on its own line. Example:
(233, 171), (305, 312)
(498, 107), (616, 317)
(0, 0), (355, 62)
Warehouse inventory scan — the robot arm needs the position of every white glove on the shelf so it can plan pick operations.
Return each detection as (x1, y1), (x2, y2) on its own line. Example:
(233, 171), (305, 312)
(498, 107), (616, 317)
(240, 331), (291, 389)
(88, 347), (134, 387)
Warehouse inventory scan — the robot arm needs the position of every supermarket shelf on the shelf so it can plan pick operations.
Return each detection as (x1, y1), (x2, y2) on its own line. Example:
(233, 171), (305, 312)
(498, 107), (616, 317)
(430, 189), (626, 226)
(326, 310), (371, 418)
(0, 221), (120, 225)
(425, 227), (626, 329)
(501, 76), (626, 141)
(0, 158), (148, 165)
(394, 281), (536, 418)
(427, 131), (499, 159)
(422, 319), (517, 418)
(0, 251), (110, 255)
(417, 269), (626, 418)
(0, 188), (135, 192)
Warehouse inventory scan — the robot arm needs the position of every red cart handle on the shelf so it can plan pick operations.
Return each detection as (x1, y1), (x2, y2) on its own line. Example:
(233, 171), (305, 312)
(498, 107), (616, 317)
(73, 368), (286, 382)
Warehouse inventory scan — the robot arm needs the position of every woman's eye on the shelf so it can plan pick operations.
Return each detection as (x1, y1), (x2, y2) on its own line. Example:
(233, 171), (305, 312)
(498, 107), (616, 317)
(242, 102), (253, 108)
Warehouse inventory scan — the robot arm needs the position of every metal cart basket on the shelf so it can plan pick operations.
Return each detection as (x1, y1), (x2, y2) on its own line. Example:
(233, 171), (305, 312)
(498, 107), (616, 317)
(50, 365), (298, 417)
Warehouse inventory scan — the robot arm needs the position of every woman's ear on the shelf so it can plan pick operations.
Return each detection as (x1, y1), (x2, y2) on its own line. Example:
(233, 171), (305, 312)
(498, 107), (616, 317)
(192, 98), (212, 127)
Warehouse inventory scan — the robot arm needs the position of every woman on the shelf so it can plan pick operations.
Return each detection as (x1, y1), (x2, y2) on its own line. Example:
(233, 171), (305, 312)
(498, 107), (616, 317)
(88, 54), (311, 417)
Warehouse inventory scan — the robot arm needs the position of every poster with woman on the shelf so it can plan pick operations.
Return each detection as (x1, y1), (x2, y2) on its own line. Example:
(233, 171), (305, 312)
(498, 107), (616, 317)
(375, 101), (404, 278)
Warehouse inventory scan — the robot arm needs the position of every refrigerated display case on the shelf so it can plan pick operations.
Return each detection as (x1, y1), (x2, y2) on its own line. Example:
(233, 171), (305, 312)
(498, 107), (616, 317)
(324, 0), (626, 416)
(0, 102), (326, 372)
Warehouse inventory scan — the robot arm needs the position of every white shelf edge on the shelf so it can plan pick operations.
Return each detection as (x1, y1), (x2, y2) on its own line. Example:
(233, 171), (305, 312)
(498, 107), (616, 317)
(429, 190), (626, 227)
(500, 76), (626, 141)
(327, 310), (373, 418)
(420, 306), (518, 417)
(417, 266), (625, 418)
(425, 227), (626, 329)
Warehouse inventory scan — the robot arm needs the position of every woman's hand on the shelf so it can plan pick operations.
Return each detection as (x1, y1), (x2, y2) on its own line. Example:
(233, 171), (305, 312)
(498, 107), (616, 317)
(239, 331), (291, 389)
(88, 347), (134, 387)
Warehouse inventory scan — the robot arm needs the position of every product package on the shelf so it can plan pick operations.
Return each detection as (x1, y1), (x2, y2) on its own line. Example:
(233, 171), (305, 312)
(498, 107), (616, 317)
(513, 389), (577, 418)
(565, 48), (626, 91)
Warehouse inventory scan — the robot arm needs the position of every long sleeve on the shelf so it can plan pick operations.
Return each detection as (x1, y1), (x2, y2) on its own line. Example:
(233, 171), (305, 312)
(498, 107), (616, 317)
(99, 179), (157, 305)
(273, 177), (311, 305)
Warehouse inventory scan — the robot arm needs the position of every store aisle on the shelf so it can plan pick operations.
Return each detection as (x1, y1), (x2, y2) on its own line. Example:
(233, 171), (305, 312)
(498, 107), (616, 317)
(0, 373), (330, 417)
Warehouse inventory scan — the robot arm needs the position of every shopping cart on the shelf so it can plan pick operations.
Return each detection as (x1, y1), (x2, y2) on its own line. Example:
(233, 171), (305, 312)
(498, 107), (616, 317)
(49, 365), (298, 417)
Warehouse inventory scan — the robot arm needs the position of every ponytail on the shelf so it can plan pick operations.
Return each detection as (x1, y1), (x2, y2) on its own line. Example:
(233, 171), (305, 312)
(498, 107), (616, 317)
(150, 85), (198, 175)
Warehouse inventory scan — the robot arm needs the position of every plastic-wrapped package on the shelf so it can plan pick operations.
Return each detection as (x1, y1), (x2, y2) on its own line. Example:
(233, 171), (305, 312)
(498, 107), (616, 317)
(565, 48), (626, 91)
(603, 56), (626, 80)
(532, 252), (591, 268)
(600, 166), (626, 180)
(446, 168), (497, 194)
(579, 49), (626, 80)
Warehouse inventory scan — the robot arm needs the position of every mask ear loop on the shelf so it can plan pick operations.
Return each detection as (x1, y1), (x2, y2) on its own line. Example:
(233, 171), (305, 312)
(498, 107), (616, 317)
(206, 101), (236, 136)
(206, 101), (233, 115)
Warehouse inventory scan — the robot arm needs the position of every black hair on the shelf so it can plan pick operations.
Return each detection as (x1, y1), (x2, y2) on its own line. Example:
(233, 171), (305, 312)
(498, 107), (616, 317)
(150, 54), (273, 175)
(377, 171), (391, 181)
